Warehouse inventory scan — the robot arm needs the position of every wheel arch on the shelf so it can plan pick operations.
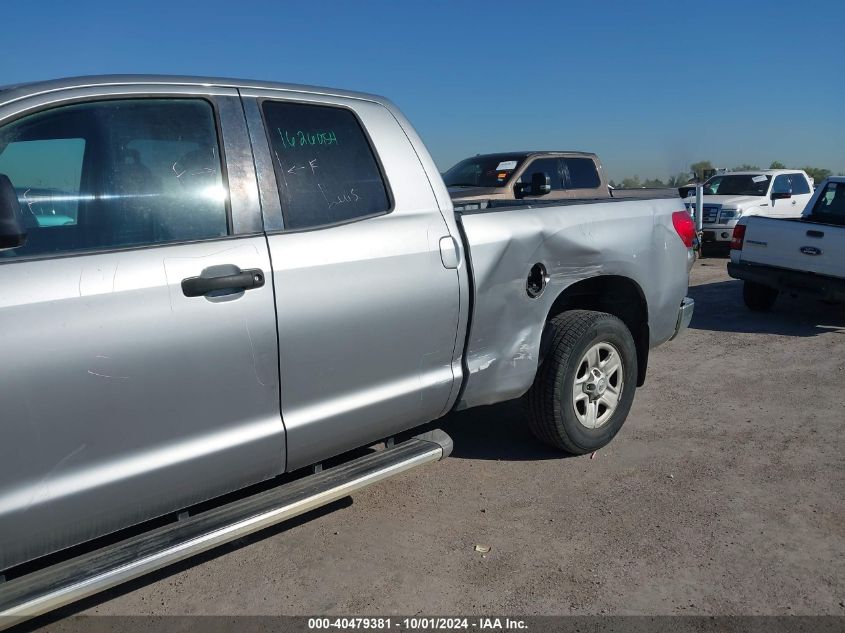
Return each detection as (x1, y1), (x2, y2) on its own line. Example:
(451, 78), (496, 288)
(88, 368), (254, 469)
(544, 275), (650, 386)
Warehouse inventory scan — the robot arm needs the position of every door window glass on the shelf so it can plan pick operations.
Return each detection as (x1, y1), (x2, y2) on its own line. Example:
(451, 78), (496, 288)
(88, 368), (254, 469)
(0, 138), (85, 226)
(0, 98), (228, 259)
(561, 157), (601, 189)
(811, 181), (845, 221)
(261, 101), (390, 230)
(789, 173), (811, 195)
(772, 174), (792, 194)
(519, 158), (563, 191)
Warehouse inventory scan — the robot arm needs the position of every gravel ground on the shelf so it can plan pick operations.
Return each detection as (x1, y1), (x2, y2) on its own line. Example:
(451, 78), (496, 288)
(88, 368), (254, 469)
(44, 257), (845, 619)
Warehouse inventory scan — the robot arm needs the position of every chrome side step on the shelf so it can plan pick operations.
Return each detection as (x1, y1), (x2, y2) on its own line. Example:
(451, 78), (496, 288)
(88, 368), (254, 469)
(0, 431), (452, 630)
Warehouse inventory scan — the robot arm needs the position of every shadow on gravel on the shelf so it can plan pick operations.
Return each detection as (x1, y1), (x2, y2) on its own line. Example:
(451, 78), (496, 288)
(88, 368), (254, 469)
(689, 279), (845, 336)
(436, 400), (575, 462)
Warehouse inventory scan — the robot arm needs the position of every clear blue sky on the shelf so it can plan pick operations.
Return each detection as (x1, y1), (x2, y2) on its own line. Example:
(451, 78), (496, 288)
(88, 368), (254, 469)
(1, 0), (842, 181)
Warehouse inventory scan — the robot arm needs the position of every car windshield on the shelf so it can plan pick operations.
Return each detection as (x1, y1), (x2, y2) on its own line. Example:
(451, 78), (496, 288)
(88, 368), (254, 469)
(704, 174), (771, 196)
(443, 155), (526, 188)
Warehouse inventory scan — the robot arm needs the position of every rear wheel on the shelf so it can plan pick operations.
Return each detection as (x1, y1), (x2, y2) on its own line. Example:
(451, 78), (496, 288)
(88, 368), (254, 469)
(526, 310), (637, 454)
(742, 281), (778, 312)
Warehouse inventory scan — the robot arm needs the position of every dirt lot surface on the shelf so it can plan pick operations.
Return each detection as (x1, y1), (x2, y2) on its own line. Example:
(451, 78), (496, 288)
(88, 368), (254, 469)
(53, 258), (845, 618)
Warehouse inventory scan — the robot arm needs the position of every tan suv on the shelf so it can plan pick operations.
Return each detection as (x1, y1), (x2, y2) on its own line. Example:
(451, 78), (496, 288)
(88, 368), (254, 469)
(444, 151), (609, 203)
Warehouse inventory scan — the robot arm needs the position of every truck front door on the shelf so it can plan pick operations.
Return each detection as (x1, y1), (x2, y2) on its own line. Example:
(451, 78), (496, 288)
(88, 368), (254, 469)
(771, 173), (813, 217)
(0, 88), (284, 571)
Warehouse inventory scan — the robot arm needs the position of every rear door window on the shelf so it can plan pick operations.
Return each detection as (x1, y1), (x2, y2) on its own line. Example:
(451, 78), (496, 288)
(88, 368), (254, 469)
(561, 157), (601, 189)
(261, 101), (390, 230)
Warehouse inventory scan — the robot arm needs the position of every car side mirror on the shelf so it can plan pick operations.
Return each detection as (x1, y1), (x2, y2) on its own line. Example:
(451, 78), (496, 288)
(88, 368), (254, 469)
(771, 191), (792, 200)
(514, 171), (553, 198)
(0, 174), (26, 250)
(531, 171), (552, 195)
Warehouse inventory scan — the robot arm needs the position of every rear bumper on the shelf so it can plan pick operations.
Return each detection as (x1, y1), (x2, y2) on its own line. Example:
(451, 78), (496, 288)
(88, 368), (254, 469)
(671, 297), (695, 340)
(728, 261), (845, 301)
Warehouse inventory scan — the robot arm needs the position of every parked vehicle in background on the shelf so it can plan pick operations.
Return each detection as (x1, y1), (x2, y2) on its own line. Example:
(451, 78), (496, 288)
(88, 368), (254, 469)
(444, 151), (674, 204)
(0, 75), (694, 625)
(445, 151), (607, 202)
(685, 169), (814, 246)
(728, 177), (845, 311)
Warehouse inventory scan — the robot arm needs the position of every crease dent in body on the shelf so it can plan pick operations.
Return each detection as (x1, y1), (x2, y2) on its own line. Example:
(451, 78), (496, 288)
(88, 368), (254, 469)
(244, 317), (267, 387)
(24, 443), (87, 512)
(511, 340), (533, 366)
(87, 370), (130, 380)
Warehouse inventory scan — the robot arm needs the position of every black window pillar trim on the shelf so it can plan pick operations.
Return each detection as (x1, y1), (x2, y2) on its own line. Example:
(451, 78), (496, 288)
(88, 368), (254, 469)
(239, 95), (285, 233)
(215, 95), (264, 236)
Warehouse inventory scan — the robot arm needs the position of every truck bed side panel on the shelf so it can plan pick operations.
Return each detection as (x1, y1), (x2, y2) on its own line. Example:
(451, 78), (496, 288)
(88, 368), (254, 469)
(457, 198), (689, 409)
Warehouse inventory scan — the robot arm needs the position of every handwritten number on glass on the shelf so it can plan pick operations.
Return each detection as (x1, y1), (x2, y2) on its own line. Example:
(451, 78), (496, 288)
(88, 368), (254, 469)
(278, 128), (338, 149)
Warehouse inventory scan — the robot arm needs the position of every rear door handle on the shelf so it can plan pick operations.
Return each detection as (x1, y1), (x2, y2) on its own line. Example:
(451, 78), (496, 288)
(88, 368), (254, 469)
(181, 268), (265, 297)
(807, 230), (824, 238)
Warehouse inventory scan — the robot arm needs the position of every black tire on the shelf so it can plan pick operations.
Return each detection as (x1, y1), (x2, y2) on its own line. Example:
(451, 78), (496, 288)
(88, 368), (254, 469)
(526, 310), (637, 454)
(742, 281), (778, 312)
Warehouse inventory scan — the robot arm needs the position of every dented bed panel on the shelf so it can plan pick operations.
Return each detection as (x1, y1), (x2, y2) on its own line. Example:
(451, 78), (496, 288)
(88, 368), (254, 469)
(456, 197), (689, 409)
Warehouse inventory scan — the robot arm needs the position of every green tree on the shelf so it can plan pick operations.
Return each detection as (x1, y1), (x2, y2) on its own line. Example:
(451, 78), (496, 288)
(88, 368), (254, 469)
(769, 160), (786, 169)
(802, 166), (832, 184)
(621, 175), (641, 188)
(733, 164), (759, 171)
(643, 177), (666, 187)
(690, 161), (713, 181)
(666, 173), (692, 187)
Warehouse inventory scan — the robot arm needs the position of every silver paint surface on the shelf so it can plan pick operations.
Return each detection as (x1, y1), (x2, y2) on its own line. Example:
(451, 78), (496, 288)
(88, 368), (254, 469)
(238, 90), (462, 470)
(0, 76), (690, 573)
(0, 82), (282, 571)
(456, 197), (690, 409)
(0, 237), (283, 570)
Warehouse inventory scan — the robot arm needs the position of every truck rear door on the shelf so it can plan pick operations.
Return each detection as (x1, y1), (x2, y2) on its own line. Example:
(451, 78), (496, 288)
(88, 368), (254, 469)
(239, 90), (462, 471)
(0, 87), (284, 570)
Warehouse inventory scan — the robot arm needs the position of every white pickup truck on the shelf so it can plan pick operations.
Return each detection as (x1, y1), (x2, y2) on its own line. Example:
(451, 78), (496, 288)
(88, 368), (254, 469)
(728, 177), (845, 310)
(686, 169), (815, 246)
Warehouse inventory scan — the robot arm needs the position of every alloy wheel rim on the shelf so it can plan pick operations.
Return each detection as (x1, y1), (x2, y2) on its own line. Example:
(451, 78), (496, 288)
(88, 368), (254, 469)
(572, 341), (624, 429)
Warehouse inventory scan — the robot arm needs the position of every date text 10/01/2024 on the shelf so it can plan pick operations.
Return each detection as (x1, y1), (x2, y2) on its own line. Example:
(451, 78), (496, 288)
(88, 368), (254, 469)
(307, 617), (528, 630)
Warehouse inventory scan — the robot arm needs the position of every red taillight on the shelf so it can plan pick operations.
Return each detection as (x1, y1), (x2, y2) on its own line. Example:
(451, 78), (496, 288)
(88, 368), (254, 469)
(730, 224), (746, 250)
(671, 211), (697, 248)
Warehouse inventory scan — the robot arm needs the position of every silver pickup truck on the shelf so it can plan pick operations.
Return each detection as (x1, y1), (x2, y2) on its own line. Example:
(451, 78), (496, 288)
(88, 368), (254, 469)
(0, 75), (694, 624)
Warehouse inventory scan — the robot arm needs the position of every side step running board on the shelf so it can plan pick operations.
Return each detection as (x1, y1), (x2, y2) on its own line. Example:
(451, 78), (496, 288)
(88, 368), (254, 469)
(0, 430), (452, 630)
